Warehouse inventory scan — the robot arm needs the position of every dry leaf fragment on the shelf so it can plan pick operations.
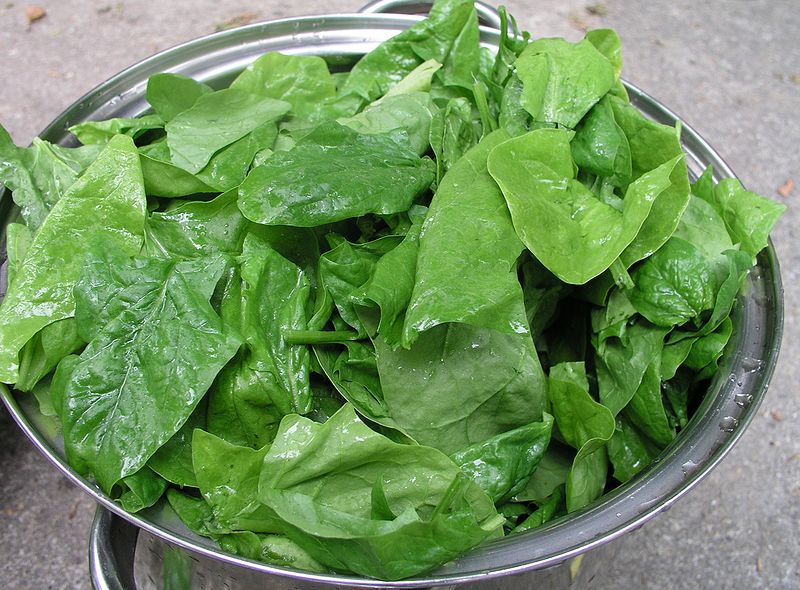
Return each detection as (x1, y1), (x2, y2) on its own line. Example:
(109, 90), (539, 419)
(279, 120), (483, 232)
(24, 4), (45, 27)
(586, 3), (608, 16)
(769, 409), (784, 422)
(777, 178), (794, 198)
(756, 557), (763, 573)
(215, 11), (259, 31)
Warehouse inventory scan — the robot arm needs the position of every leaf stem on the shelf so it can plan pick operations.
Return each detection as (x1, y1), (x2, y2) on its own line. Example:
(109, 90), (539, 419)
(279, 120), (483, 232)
(610, 258), (634, 290)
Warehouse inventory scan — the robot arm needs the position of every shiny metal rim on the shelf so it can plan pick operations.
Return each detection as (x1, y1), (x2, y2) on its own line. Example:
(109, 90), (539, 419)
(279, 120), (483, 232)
(0, 8), (784, 588)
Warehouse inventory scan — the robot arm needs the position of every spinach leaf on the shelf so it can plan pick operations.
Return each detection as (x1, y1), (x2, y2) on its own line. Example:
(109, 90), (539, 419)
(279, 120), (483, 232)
(403, 130), (529, 345)
(341, 0), (479, 101)
(144, 189), (250, 258)
(70, 114), (164, 145)
(58, 252), (241, 493)
(606, 414), (660, 482)
(257, 404), (503, 580)
(0, 125), (101, 230)
(166, 88), (289, 173)
(192, 429), (280, 533)
(628, 237), (716, 328)
(570, 95), (631, 184)
(15, 319), (83, 392)
(376, 323), (545, 454)
(238, 122), (434, 227)
(119, 467), (169, 513)
(548, 362), (615, 511)
(146, 73), (213, 122)
(514, 36), (615, 128)
(696, 177), (786, 259)
(488, 127), (678, 285)
(0, 135), (146, 383)
(512, 486), (565, 533)
(610, 97), (691, 266)
(206, 237), (312, 449)
(230, 53), (337, 119)
(338, 92), (436, 156)
(429, 96), (479, 182)
(148, 400), (206, 488)
(318, 235), (403, 334)
(451, 414), (553, 503)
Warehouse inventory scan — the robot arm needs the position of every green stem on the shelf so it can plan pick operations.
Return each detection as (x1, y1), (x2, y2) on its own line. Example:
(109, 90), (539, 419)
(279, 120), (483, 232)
(609, 258), (634, 290)
(284, 330), (360, 345)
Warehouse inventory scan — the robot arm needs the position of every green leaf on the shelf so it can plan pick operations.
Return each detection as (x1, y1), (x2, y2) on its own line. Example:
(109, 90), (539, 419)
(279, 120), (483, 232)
(548, 362), (615, 511)
(514, 36), (615, 128)
(144, 189), (250, 258)
(429, 97), (479, 182)
(192, 429), (280, 533)
(451, 414), (553, 503)
(120, 467), (169, 513)
(15, 319), (83, 392)
(146, 73), (213, 122)
(341, 0), (479, 101)
(166, 88), (289, 173)
(628, 237), (716, 328)
(230, 52), (337, 119)
(238, 122), (434, 227)
(257, 405), (502, 580)
(488, 127), (678, 284)
(148, 400), (206, 487)
(59, 253), (241, 492)
(207, 235), (312, 447)
(697, 177), (785, 259)
(0, 135), (146, 383)
(376, 323), (545, 454)
(610, 97), (691, 266)
(70, 114), (163, 145)
(570, 95), (631, 184)
(338, 92), (436, 156)
(403, 130), (529, 344)
(624, 361), (674, 447)
(512, 486), (565, 533)
(607, 414), (661, 483)
(0, 125), (102, 231)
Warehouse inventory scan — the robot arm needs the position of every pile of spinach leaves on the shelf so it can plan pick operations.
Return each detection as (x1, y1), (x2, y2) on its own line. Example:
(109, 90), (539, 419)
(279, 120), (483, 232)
(0, 0), (785, 580)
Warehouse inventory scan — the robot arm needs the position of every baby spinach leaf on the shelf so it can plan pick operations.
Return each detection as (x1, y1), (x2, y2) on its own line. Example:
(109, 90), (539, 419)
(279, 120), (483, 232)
(144, 189), (249, 259)
(146, 73), (213, 122)
(0, 135), (146, 383)
(623, 361), (674, 448)
(429, 96), (479, 182)
(238, 122), (434, 227)
(230, 52), (337, 119)
(166, 88), (289, 173)
(0, 126), (101, 231)
(570, 95), (631, 184)
(70, 114), (164, 145)
(594, 320), (668, 416)
(376, 323), (545, 454)
(59, 253), (241, 493)
(512, 443), (573, 504)
(514, 36), (615, 128)
(488, 127), (678, 285)
(403, 130), (529, 345)
(512, 485), (565, 533)
(15, 319), (83, 392)
(451, 414), (553, 503)
(606, 414), (660, 483)
(5, 223), (33, 288)
(193, 429), (280, 533)
(319, 235), (403, 334)
(148, 400), (206, 488)
(628, 237), (716, 328)
(361, 222), (422, 346)
(119, 467), (169, 513)
(610, 97), (691, 266)
(696, 177), (786, 259)
(548, 362), (615, 511)
(257, 405), (502, 580)
(338, 92), (436, 156)
(341, 0), (478, 101)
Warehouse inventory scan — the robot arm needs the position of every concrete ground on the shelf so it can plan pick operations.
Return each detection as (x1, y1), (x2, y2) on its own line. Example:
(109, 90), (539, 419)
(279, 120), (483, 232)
(0, 0), (798, 588)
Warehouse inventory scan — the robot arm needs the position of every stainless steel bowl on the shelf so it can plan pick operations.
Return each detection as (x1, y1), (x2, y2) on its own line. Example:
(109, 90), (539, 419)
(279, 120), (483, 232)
(0, 1), (784, 589)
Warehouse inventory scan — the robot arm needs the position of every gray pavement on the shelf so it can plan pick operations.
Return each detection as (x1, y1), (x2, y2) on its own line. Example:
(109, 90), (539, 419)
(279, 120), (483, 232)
(0, 1), (798, 588)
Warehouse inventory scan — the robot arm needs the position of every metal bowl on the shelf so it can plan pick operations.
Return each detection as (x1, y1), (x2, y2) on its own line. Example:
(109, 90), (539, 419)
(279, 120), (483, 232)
(0, 2), (783, 588)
